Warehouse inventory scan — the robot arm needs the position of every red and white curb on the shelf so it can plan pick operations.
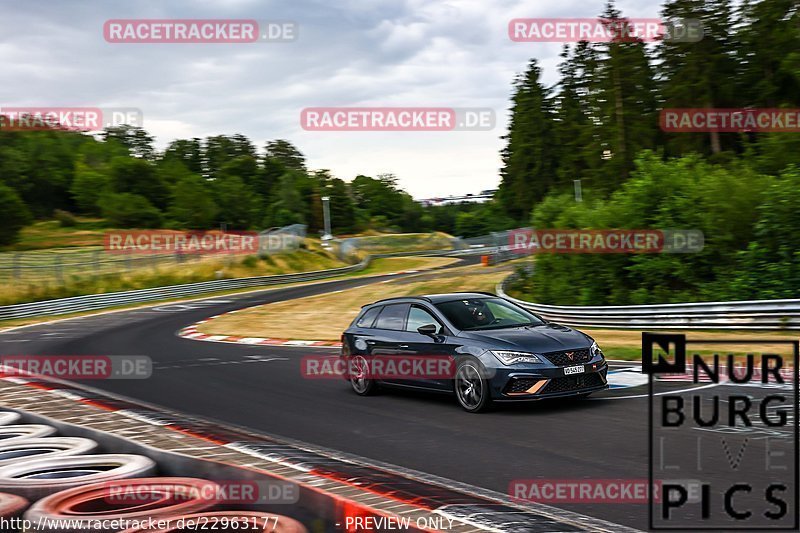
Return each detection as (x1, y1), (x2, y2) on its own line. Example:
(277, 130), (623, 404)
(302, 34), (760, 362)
(178, 316), (341, 348)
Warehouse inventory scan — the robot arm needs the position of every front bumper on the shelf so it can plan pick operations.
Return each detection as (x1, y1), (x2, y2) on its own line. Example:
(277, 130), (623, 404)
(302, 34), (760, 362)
(490, 361), (609, 401)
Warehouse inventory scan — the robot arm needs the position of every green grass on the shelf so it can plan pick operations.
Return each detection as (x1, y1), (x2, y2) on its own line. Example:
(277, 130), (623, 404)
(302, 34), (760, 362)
(0, 255), (459, 329)
(350, 232), (454, 253)
(0, 241), (346, 306)
(3, 218), (109, 251)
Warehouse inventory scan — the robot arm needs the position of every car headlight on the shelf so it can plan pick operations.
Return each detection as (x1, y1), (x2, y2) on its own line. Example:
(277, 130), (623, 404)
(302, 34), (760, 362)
(590, 341), (604, 358)
(490, 350), (542, 365)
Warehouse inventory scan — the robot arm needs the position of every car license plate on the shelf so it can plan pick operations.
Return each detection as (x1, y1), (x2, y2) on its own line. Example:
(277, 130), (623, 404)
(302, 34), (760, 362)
(564, 365), (584, 375)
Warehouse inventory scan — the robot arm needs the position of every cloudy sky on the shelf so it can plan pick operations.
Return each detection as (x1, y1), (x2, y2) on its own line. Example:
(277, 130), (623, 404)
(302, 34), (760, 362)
(1, 0), (663, 198)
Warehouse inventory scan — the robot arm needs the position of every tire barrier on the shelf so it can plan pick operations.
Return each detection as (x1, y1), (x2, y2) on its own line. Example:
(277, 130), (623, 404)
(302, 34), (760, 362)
(25, 478), (220, 532)
(0, 412), (22, 426)
(0, 454), (157, 500)
(0, 437), (99, 467)
(0, 425), (57, 443)
(0, 419), (318, 532)
(119, 511), (308, 532)
(0, 491), (28, 518)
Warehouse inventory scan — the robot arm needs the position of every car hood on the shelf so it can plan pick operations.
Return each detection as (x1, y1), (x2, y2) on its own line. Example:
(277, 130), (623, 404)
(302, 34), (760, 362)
(459, 323), (591, 353)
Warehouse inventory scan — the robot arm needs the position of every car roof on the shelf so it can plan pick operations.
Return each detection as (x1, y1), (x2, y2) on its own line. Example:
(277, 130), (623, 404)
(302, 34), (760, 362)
(423, 292), (497, 303)
(363, 292), (496, 307)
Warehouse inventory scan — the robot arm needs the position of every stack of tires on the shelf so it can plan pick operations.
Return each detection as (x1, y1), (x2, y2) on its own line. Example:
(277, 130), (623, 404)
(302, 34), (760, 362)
(0, 411), (307, 532)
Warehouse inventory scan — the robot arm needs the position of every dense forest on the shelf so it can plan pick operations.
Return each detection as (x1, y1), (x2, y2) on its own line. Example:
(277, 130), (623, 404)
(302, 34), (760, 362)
(501, 0), (800, 304)
(0, 123), (512, 246)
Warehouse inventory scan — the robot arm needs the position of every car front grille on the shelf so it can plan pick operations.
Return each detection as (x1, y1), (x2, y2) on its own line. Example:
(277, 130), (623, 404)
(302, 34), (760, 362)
(541, 348), (592, 366)
(541, 373), (605, 394)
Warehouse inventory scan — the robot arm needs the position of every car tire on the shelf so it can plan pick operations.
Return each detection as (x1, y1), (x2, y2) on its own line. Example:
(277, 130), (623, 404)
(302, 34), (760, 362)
(0, 424), (57, 442)
(454, 359), (492, 413)
(348, 355), (379, 396)
(0, 454), (157, 500)
(25, 478), (220, 532)
(0, 491), (28, 519)
(0, 437), (99, 467)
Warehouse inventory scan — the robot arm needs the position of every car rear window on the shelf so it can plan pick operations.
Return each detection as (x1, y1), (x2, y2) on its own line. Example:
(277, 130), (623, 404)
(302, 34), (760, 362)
(356, 306), (381, 328)
(373, 303), (409, 330)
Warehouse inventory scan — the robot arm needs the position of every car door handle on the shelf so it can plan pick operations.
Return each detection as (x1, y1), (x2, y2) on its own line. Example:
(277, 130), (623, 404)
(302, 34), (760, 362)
(398, 344), (409, 349)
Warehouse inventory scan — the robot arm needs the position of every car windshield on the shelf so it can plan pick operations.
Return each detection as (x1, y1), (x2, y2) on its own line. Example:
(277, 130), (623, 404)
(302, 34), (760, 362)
(434, 298), (545, 331)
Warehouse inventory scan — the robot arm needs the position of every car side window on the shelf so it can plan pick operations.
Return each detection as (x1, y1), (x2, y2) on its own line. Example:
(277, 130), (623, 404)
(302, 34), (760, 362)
(373, 303), (410, 331)
(356, 306), (381, 328)
(406, 306), (442, 334)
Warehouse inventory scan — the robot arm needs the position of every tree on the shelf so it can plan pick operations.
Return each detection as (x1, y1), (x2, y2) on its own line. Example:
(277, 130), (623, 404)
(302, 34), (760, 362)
(219, 156), (260, 191)
(350, 174), (407, 227)
(731, 166), (800, 299)
(162, 138), (204, 174)
(264, 140), (306, 171)
(658, 0), (740, 156)
(213, 174), (259, 229)
(497, 59), (558, 220)
(98, 193), (162, 228)
(326, 178), (356, 233)
(739, 0), (800, 173)
(553, 42), (603, 186)
(204, 135), (256, 178)
(167, 176), (218, 229)
(266, 171), (308, 227)
(591, 1), (659, 188)
(70, 161), (111, 215)
(109, 156), (170, 210)
(0, 183), (31, 245)
(102, 126), (156, 160)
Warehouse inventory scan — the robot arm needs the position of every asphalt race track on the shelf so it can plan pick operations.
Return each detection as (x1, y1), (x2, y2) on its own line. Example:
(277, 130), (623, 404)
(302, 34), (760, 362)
(0, 258), (785, 530)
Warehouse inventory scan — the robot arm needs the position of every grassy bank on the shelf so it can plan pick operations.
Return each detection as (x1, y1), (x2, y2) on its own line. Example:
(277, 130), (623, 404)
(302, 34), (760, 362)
(197, 262), (513, 340)
(0, 241), (346, 306)
(0, 256), (459, 329)
(1, 219), (108, 251)
(348, 232), (454, 253)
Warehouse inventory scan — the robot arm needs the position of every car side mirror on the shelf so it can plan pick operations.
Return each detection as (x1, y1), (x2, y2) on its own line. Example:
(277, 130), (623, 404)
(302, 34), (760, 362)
(417, 324), (439, 337)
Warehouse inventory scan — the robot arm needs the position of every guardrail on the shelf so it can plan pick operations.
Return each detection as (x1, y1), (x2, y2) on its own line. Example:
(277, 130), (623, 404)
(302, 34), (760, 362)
(0, 248), (479, 321)
(497, 273), (800, 330)
(0, 259), (371, 321)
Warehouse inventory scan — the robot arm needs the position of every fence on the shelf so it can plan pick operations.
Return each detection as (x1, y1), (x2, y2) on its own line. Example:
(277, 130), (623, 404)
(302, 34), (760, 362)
(0, 224), (307, 285)
(0, 259), (370, 321)
(0, 248), (476, 321)
(6, 227), (798, 329)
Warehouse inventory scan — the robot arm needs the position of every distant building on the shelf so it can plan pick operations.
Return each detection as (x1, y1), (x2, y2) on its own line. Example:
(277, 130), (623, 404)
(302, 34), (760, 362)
(417, 189), (497, 207)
